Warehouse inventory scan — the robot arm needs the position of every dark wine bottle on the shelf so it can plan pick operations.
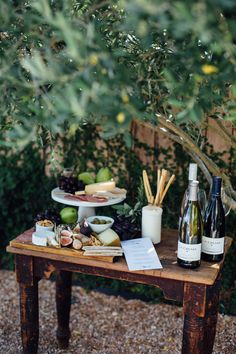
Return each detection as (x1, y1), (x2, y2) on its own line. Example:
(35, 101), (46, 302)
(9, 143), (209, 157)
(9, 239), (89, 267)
(202, 176), (225, 262)
(177, 180), (203, 269)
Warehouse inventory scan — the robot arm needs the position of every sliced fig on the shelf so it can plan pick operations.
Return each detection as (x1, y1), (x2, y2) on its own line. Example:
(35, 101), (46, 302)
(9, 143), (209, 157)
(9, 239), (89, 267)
(73, 224), (81, 233)
(61, 236), (73, 247)
(60, 229), (73, 238)
(72, 239), (82, 250)
(73, 232), (86, 240)
(81, 235), (92, 246)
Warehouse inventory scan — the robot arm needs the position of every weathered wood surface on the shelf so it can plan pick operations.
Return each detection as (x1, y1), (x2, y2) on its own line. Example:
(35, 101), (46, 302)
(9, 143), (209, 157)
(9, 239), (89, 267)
(182, 283), (207, 354)
(202, 277), (221, 354)
(56, 271), (72, 349)
(10, 226), (232, 354)
(18, 256), (39, 354)
(32, 256), (184, 302)
(20, 283), (39, 354)
(182, 277), (221, 354)
(14, 252), (225, 354)
(7, 229), (232, 286)
(10, 228), (114, 263)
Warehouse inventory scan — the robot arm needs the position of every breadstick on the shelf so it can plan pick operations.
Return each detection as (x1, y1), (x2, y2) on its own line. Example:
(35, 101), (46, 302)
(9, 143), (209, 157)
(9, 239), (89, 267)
(159, 174), (175, 204)
(143, 170), (153, 203)
(155, 169), (168, 206)
(143, 170), (151, 203)
(154, 169), (161, 205)
(157, 169), (161, 190)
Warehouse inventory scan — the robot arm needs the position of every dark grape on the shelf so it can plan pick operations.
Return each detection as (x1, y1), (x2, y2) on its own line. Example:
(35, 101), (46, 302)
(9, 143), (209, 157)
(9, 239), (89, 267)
(35, 208), (61, 225)
(112, 215), (140, 241)
(58, 176), (84, 194)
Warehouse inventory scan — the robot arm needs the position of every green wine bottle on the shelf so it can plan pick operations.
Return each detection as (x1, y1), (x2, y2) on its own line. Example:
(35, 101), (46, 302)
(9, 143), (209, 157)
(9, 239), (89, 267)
(177, 180), (203, 269)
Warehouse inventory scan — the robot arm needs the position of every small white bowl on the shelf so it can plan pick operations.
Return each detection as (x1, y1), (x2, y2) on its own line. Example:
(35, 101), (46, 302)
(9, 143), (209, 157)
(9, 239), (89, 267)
(36, 220), (54, 232)
(86, 216), (114, 234)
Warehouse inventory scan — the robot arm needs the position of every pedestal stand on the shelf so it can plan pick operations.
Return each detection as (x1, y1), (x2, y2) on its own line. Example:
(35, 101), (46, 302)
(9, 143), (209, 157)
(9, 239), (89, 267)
(51, 188), (126, 222)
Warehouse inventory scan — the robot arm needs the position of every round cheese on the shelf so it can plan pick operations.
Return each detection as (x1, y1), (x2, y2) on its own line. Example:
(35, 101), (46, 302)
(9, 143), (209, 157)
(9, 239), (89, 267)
(32, 230), (55, 247)
(84, 181), (116, 195)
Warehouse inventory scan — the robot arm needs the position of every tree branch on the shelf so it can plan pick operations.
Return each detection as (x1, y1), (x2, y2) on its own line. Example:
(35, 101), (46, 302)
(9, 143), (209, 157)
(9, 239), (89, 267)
(215, 117), (236, 148)
(135, 119), (212, 182)
(156, 114), (236, 198)
(187, 151), (212, 184)
(133, 117), (236, 211)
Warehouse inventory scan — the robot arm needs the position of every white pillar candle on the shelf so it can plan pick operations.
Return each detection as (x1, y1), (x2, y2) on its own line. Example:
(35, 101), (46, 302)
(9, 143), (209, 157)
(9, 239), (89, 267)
(142, 205), (163, 244)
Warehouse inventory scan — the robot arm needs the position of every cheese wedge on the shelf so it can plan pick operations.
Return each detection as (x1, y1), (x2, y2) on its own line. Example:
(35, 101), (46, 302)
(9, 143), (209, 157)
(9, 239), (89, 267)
(84, 181), (116, 195)
(97, 228), (121, 246)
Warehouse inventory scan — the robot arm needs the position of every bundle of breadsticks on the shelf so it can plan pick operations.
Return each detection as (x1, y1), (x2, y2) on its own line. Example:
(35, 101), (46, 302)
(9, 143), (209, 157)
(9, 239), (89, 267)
(142, 169), (175, 207)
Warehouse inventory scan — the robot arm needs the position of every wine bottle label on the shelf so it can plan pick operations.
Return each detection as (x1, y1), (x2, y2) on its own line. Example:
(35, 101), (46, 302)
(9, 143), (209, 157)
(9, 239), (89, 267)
(177, 241), (201, 262)
(202, 236), (224, 255)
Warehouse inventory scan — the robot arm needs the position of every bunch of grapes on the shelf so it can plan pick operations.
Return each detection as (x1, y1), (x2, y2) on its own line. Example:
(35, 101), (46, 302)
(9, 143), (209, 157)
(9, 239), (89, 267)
(35, 208), (61, 225)
(58, 176), (84, 194)
(112, 215), (140, 241)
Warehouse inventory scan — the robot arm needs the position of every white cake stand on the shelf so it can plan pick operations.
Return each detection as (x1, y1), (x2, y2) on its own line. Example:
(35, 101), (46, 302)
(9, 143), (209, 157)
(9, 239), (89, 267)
(51, 187), (126, 222)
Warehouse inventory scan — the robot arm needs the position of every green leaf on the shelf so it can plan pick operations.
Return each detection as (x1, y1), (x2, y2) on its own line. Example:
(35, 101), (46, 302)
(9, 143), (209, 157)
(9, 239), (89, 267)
(231, 85), (236, 98)
(189, 105), (204, 122)
(123, 132), (132, 148)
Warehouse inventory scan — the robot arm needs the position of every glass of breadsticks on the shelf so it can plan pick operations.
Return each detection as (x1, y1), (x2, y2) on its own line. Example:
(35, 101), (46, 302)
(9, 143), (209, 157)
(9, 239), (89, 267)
(142, 169), (175, 244)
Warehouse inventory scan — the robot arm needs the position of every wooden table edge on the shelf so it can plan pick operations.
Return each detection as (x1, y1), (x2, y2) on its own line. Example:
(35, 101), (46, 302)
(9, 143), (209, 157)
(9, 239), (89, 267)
(7, 238), (233, 286)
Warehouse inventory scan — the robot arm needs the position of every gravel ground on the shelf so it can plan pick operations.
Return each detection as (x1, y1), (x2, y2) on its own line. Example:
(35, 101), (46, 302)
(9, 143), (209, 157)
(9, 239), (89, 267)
(0, 270), (236, 354)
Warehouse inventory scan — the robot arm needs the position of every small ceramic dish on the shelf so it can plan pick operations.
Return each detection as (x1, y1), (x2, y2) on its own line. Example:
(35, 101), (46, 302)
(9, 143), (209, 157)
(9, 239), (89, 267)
(86, 216), (114, 234)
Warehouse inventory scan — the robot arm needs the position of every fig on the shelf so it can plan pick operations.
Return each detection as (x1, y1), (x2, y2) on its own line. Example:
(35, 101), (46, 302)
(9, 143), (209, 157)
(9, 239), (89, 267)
(60, 229), (73, 237)
(73, 232), (83, 240)
(61, 236), (73, 247)
(72, 239), (82, 250)
(74, 233), (91, 245)
(81, 235), (92, 246)
(80, 219), (92, 236)
(73, 224), (80, 233)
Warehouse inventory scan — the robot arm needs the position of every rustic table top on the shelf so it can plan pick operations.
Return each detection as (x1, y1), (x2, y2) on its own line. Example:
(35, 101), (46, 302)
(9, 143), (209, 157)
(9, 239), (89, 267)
(7, 229), (232, 286)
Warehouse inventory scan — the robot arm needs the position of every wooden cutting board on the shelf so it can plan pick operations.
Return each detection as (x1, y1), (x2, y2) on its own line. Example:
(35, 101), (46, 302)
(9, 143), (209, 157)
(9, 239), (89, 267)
(10, 229), (115, 263)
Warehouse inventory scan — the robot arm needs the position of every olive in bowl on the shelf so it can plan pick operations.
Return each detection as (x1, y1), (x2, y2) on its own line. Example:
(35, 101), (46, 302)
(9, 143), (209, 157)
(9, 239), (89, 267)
(86, 216), (114, 234)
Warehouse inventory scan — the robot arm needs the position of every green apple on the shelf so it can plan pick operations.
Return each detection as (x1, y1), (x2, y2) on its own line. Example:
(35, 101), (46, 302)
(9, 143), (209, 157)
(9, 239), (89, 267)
(96, 167), (112, 183)
(78, 172), (95, 185)
(60, 207), (78, 224)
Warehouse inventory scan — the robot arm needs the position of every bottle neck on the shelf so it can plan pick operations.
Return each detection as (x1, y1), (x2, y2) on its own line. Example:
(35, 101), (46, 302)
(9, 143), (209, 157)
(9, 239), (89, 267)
(211, 194), (220, 199)
(188, 181), (198, 201)
(188, 163), (198, 181)
(212, 176), (222, 197)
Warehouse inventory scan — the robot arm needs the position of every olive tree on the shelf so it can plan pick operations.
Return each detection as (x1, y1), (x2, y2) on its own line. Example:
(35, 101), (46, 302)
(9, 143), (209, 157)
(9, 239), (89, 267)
(0, 0), (236, 209)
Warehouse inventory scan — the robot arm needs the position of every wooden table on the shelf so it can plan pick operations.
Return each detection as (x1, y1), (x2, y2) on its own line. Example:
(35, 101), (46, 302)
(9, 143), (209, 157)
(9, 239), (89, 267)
(7, 229), (232, 354)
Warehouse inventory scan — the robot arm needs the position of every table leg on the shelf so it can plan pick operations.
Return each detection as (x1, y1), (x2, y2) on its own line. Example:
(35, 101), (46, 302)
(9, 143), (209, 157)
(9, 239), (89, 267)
(56, 270), (72, 349)
(203, 279), (220, 354)
(15, 255), (39, 354)
(19, 281), (39, 354)
(182, 281), (220, 354)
